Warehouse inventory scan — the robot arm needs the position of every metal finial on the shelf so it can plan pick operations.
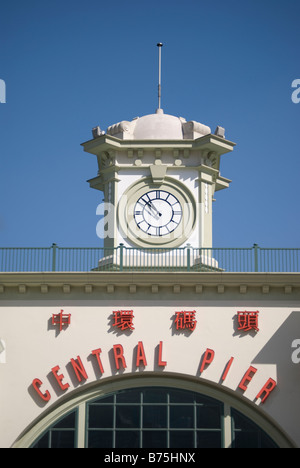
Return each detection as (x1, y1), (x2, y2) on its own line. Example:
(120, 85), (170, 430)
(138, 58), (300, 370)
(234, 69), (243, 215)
(157, 43), (163, 110)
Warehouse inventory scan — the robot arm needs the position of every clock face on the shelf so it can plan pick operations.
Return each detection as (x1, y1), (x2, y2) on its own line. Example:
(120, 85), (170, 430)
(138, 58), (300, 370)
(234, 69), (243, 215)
(118, 178), (196, 248)
(134, 190), (182, 237)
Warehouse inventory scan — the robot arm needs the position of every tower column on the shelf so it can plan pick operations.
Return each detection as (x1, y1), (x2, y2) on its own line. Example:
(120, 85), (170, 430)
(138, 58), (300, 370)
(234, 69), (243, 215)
(197, 166), (218, 249)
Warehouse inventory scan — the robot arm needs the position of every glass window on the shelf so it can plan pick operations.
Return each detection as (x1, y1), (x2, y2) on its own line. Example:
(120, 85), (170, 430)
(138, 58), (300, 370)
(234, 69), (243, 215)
(32, 432), (49, 448)
(31, 410), (77, 448)
(88, 404), (113, 428)
(143, 387), (167, 403)
(231, 408), (279, 448)
(91, 395), (114, 404)
(143, 430), (167, 448)
(170, 405), (194, 428)
(115, 430), (140, 448)
(30, 387), (279, 448)
(117, 389), (141, 403)
(170, 431), (194, 448)
(169, 388), (195, 403)
(143, 405), (167, 428)
(51, 430), (75, 448)
(197, 404), (221, 429)
(197, 431), (222, 448)
(86, 387), (222, 448)
(115, 405), (140, 428)
(53, 411), (75, 429)
(88, 430), (112, 448)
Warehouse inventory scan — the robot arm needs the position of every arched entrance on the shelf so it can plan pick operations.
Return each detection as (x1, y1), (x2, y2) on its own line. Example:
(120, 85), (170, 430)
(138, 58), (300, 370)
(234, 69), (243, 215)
(13, 373), (294, 448)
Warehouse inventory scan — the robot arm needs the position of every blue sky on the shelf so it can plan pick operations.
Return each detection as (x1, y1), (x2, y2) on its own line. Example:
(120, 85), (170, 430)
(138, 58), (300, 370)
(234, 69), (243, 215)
(0, 0), (299, 248)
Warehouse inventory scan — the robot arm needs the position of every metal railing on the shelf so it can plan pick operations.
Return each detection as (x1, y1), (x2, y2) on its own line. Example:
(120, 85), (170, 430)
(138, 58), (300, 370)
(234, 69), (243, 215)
(0, 244), (299, 273)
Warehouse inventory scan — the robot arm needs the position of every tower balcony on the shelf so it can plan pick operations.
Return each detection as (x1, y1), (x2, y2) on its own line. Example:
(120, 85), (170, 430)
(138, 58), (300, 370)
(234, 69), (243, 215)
(0, 244), (299, 273)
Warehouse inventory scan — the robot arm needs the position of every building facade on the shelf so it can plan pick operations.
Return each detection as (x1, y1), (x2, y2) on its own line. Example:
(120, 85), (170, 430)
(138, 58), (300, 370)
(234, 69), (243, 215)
(0, 109), (299, 449)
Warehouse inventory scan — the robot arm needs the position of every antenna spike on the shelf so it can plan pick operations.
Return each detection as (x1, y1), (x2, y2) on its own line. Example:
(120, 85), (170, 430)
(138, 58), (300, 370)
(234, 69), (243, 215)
(157, 43), (163, 111)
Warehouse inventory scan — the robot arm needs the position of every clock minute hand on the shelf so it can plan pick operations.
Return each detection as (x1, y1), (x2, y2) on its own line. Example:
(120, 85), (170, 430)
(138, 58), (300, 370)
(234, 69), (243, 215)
(144, 205), (157, 219)
(147, 200), (162, 217)
(140, 198), (158, 219)
(144, 205), (160, 220)
(141, 197), (162, 219)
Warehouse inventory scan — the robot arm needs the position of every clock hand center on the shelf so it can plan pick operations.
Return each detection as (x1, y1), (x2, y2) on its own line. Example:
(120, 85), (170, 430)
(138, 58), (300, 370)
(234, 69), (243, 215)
(148, 200), (162, 217)
(144, 205), (160, 220)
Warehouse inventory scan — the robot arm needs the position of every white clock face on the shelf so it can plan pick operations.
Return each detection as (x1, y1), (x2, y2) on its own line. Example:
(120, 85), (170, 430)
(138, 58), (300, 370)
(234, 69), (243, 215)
(134, 190), (182, 237)
(118, 178), (196, 248)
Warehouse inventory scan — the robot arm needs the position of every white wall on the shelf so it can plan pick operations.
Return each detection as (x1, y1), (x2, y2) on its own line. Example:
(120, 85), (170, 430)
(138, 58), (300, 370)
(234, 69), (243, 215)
(0, 287), (299, 448)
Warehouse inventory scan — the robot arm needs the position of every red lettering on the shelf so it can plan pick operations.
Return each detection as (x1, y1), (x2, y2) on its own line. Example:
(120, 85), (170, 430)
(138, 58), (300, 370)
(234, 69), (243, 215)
(113, 344), (127, 370)
(221, 357), (234, 382)
(136, 341), (147, 367)
(239, 366), (257, 391)
(199, 348), (215, 373)
(70, 356), (88, 383)
(256, 378), (277, 403)
(30, 344), (278, 409)
(91, 348), (104, 374)
(32, 378), (51, 402)
(51, 365), (70, 391)
(158, 341), (167, 367)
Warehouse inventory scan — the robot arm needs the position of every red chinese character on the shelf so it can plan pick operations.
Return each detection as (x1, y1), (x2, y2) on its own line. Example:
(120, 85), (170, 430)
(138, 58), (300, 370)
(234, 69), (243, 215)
(174, 311), (197, 331)
(237, 311), (259, 332)
(113, 310), (135, 331)
(52, 310), (71, 331)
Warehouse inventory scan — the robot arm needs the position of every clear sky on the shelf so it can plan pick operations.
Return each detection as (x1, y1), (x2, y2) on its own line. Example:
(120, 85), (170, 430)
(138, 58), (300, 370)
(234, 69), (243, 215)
(0, 0), (299, 248)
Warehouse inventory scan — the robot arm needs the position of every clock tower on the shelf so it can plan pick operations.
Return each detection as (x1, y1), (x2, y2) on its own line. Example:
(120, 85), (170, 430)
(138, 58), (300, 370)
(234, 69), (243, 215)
(82, 108), (235, 258)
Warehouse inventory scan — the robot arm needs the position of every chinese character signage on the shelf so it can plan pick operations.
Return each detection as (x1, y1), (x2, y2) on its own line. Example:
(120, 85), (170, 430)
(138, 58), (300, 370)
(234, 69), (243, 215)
(50, 309), (260, 335)
(52, 310), (71, 332)
(174, 311), (197, 331)
(113, 310), (135, 331)
(237, 311), (259, 333)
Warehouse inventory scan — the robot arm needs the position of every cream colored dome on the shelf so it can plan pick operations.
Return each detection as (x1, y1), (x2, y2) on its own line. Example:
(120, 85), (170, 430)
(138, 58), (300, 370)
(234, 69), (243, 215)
(106, 109), (211, 140)
(133, 110), (183, 140)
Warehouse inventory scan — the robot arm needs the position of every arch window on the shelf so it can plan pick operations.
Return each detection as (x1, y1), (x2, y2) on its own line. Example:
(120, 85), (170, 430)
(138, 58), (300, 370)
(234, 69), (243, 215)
(231, 408), (278, 449)
(31, 410), (77, 448)
(30, 387), (279, 449)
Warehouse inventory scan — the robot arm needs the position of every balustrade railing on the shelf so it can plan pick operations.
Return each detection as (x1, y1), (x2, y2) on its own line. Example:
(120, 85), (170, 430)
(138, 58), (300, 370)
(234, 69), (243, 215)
(0, 244), (299, 273)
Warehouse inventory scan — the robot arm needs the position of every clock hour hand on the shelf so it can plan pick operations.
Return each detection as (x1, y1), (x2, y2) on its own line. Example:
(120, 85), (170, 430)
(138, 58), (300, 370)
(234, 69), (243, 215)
(145, 200), (162, 217)
(144, 205), (160, 220)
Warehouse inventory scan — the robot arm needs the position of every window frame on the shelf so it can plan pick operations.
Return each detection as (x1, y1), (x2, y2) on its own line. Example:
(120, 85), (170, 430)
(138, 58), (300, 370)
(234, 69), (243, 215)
(85, 387), (224, 448)
(12, 375), (292, 448)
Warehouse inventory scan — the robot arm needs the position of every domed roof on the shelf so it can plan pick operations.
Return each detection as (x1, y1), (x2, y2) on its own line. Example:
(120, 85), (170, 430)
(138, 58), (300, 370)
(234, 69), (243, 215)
(133, 110), (183, 140)
(105, 109), (212, 141)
